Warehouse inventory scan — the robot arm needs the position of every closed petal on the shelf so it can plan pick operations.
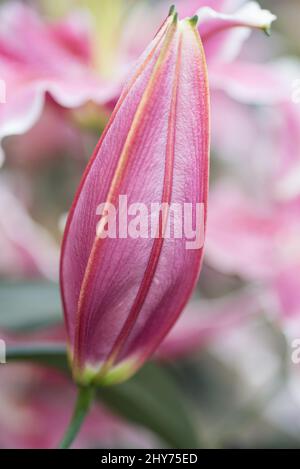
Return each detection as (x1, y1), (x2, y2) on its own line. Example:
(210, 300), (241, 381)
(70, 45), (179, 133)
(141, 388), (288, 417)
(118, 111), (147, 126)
(60, 12), (210, 384)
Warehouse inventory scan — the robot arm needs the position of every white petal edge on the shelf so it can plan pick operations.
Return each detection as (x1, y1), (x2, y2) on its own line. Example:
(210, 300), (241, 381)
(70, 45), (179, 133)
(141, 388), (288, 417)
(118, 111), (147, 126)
(197, 2), (277, 30)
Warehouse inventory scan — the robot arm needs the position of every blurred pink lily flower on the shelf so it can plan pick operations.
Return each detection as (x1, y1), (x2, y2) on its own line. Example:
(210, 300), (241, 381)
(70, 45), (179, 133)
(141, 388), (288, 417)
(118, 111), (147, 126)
(60, 9), (210, 385)
(0, 1), (121, 165)
(202, 24), (300, 325)
(179, 0), (276, 64)
(0, 0), (275, 165)
(210, 59), (300, 199)
(3, 99), (85, 166)
(156, 288), (260, 359)
(206, 183), (300, 321)
(0, 177), (59, 279)
(0, 365), (154, 449)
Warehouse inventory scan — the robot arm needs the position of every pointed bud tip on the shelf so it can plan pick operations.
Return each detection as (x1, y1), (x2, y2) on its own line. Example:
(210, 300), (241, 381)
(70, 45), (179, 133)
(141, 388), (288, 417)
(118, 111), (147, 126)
(172, 12), (178, 24)
(168, 5), (175, 16)
(189, 15), (199, 27)
(168, 5), (178, 24)
(263, 26), (272, 37)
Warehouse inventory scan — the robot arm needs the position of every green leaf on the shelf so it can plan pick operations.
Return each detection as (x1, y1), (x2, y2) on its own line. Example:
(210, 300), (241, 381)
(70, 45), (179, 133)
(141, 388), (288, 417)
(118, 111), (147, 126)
(6, 343), (68, 372)
(98, 362), (200, 448)
(0, 281), (62, 330)
(6, 345), (199, 448)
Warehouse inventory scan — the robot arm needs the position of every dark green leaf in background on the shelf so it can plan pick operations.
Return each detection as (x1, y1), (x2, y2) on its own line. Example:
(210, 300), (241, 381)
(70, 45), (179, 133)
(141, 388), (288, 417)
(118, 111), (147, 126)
(0, 281), (62, 330)
(99, 362), (200, 448)
(6, 344), (199, 448)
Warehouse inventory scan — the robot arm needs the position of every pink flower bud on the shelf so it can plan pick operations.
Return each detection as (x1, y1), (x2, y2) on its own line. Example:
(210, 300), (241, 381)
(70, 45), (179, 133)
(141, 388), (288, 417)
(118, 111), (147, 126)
(60, 8), (210, 385)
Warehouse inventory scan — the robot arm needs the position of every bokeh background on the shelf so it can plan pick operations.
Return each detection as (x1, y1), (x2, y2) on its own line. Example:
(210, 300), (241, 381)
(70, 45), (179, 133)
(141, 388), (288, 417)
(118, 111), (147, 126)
(1, 0), (300, 449)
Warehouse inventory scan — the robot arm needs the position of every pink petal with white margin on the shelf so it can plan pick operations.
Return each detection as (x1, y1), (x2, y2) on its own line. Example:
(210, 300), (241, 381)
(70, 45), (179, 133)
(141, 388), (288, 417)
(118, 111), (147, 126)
(0, 2), (120, 164)
(197, 1), (276, 64)
(3, 100), (84, 165)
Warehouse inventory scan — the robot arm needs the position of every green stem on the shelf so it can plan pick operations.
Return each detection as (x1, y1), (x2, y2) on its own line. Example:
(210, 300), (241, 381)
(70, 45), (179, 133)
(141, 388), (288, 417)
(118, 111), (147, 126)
(59, 385), (95, 449)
